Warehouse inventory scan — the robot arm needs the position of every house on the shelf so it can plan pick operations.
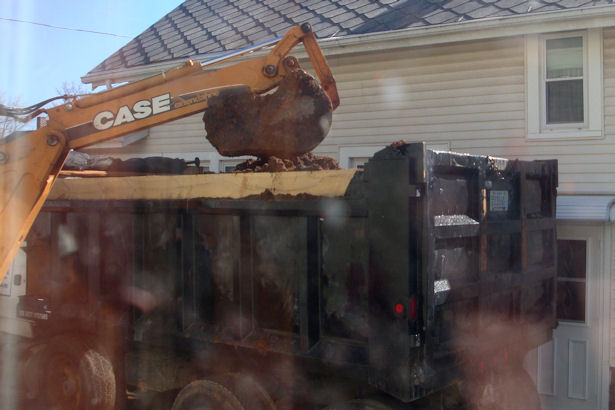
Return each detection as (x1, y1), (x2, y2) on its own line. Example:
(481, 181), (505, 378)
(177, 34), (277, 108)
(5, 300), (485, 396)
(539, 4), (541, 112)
(80, 1), (615, 408)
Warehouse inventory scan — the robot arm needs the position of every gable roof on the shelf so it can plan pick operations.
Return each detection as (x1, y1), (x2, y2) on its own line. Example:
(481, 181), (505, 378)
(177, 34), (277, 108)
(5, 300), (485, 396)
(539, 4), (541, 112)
(87, 0), (613, 77)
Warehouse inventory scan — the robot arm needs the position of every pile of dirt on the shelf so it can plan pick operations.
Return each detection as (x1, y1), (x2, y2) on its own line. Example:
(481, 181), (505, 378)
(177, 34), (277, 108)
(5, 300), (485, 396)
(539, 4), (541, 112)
(235, 153), (339, 173)
(203, 67), (333, 159)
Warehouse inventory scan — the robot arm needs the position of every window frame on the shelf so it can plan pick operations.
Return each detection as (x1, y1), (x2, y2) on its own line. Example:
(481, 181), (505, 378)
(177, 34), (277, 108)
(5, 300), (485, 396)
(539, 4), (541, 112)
(556, 238), (588, 324)
(219, 159), (243, 173)
(339, 142), (451, 169)
(542, 33), (587, 129)
(526, 29), (603, 140)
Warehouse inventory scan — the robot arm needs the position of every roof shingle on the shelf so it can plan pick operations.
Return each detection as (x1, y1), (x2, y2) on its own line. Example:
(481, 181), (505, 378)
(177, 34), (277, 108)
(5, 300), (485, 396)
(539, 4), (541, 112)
(88, 0), (615, 75)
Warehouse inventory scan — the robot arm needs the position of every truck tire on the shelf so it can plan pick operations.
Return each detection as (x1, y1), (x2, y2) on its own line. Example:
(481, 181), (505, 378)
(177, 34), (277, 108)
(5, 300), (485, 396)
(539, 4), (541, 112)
(339, 398), (397, 409)
(220, 373), (276, 410)
(172, 374), (275, 410)
(171, 379), (244, 410)
(39, 336), (116, 409)
(21, 343), (47, 402)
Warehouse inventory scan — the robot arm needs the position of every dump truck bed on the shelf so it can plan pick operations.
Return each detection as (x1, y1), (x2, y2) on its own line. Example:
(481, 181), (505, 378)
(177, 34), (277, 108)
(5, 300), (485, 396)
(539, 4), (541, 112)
(27, 143), (557, 404)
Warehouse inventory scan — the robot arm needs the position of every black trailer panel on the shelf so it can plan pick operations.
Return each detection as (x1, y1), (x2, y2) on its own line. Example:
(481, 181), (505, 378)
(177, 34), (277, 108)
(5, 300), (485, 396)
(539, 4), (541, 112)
(366, 144), (557, 401)
(24, 143), (557, 405)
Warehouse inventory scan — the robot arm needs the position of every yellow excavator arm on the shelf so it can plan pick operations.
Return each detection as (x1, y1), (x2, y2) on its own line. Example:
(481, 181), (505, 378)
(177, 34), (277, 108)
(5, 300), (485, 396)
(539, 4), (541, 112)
(0, 23), (338, 279)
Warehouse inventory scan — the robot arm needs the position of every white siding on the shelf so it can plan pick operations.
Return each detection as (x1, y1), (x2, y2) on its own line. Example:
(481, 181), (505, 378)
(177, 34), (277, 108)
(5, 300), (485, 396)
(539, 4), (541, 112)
(325, 38), (525, 149)
(84, 114), (211, 157)
(87, 31), (615, 194)
(325, 32), (615, 195)
(146, 114), (212, 154)
(318, 38), (528, 164)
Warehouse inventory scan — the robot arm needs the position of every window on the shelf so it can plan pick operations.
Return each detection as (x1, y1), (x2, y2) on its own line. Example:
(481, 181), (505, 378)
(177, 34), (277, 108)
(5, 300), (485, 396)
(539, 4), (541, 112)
(339, 146), (385, 169)
(545, 36), (584, 125)
(556, 239), (586, 322)
(219, 160), (242, 173)
(349, 157), (369, 169)
(526, 29), (602, 139)
(339, 142), (450, 169)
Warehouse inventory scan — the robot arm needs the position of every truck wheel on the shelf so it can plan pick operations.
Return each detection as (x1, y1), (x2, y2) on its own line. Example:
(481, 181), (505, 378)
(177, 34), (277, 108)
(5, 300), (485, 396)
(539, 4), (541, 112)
(172, 374), (275, 410)
(21, 343), (47, 402)
(340, 398), (395, 409)
(326, 394), (403, 409)
(171, 379), (244, 410)
(40, 336), (116, 409)
(219, 373), (276, 410)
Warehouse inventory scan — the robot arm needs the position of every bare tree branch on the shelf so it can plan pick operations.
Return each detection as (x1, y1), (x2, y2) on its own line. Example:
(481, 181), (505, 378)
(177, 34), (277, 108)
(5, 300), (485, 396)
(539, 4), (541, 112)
(0, 93), (23, 138)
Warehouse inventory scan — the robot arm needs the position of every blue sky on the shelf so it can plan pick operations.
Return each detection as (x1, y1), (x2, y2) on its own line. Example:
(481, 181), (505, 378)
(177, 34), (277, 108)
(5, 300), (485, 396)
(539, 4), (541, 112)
(0, 0), (177, 119)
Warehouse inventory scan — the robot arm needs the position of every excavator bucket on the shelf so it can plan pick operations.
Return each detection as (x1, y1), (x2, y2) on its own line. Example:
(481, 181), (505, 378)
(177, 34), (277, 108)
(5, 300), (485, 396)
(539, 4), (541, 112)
(203, 66), (333, 159)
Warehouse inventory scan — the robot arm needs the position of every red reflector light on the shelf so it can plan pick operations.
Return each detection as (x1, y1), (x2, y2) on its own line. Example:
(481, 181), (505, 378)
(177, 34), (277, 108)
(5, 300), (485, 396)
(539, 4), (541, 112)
(394, 303), (404, 315)
(409, 296), (417, 321)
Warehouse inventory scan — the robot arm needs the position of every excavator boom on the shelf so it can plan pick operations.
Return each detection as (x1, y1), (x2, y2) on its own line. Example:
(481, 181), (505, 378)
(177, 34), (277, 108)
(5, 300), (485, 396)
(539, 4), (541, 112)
(0, 23), (338, 279)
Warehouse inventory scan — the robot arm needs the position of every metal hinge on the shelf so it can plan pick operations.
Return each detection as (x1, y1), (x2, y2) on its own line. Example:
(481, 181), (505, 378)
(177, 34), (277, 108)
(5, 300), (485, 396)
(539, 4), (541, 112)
(409, 184), (422, 197)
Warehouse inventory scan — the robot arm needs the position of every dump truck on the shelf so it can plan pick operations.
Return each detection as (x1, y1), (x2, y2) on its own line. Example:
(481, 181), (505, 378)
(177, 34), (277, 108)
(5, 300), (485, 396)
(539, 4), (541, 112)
(8, 143), (557, 409)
